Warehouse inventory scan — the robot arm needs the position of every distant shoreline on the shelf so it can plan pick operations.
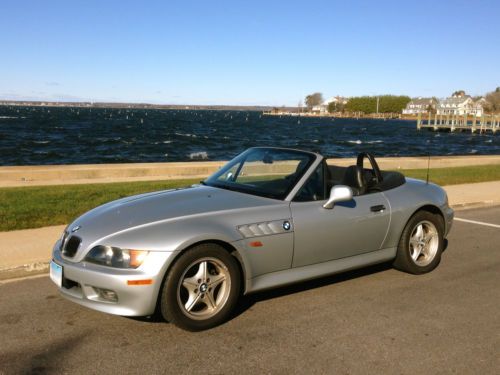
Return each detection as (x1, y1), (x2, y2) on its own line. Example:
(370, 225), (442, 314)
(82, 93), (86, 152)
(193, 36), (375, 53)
(0, 101), (441, 120)
(0, 100), (293, 112)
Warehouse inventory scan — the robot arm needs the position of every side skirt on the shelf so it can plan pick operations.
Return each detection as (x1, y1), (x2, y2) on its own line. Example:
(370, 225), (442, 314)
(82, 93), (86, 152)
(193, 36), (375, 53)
(245, 247), (396, 294)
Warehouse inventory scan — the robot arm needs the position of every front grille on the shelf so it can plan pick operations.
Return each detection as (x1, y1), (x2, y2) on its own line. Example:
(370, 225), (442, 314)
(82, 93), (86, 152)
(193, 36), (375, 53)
(62, 236), (82, 258)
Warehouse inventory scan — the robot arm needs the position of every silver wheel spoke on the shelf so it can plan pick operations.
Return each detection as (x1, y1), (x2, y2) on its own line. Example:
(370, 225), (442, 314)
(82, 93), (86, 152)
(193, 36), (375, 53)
(411, 245), (422, 261)
(415, 224), (424, 240)
(410, 237), (420, 249)
(185, 293), (201, 312)
(182, 277), (199, 292)
(205, 290), (217, 309)
(193, 261), (208, 282)
(208, 273), (226, 288)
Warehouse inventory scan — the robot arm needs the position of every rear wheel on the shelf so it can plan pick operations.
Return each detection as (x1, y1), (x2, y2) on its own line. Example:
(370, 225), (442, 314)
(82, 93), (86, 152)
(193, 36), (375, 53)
(161, 243), (241, 331)
(393, 211), (444, 274)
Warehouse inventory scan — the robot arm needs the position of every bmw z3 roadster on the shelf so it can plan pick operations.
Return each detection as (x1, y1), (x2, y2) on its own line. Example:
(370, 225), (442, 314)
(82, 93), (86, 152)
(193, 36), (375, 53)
(50, 147), (454, 331)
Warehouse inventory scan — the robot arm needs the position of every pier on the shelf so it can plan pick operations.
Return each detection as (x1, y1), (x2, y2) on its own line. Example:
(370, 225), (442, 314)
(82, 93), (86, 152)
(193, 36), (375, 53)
(417, 112), (500, 134)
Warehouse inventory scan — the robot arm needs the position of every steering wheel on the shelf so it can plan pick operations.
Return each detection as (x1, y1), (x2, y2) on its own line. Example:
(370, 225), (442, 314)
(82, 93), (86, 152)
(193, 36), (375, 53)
(356, 152), (383, 185)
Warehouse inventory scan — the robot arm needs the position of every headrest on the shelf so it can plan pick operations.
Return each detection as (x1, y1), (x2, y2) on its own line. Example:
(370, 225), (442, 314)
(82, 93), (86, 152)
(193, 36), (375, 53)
(343, 165), (367, 195)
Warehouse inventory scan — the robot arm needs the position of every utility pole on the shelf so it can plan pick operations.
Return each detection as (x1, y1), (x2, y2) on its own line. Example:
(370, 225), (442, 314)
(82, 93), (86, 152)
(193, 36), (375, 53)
(376, 96), (379, 115)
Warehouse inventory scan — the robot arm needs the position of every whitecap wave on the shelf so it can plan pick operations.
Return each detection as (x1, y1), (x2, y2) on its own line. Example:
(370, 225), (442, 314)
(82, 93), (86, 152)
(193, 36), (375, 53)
(175, 132), (197, 138)
(348, 140), (362, 144)
(189, 151), (208, 160)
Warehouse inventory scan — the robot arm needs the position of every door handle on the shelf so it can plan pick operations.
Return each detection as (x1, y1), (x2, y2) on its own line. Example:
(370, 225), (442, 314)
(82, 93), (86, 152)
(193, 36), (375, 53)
(370, 204), (386, 212)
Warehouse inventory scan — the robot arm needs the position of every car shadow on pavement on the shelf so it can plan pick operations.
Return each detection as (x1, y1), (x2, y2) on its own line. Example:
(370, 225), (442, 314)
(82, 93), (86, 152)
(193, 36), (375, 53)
(0, 331), (90, 374)
(232, 261), (393, 320)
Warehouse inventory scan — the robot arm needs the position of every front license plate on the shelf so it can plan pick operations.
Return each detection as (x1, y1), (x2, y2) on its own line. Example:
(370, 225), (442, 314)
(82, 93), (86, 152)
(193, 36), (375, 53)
(50, 261), (63, 287)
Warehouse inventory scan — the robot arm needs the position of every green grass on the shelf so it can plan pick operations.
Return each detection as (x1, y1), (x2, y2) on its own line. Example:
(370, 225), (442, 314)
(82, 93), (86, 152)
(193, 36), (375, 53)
(399, 164), (500, 186)
(0, 179), (199, 232)
(1, 164), (499, 232)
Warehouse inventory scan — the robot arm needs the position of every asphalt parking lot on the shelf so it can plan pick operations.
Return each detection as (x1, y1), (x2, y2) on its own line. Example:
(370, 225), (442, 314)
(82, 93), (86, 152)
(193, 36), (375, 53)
(0, 206), (499, 375)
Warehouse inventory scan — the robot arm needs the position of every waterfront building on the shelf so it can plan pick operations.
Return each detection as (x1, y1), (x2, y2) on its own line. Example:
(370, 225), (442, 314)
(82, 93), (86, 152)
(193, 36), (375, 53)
(402, 98), (437, 115)
(436, 95), (483, 117)
(312, 96), (348, 113)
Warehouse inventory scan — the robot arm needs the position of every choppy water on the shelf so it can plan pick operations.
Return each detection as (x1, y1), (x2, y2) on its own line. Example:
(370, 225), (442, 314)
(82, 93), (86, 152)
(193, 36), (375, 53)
(0, 106), (499, 165)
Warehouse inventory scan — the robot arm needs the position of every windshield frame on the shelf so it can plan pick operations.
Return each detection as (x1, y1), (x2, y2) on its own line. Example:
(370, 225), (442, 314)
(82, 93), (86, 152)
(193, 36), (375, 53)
(203, 147), (319, 200)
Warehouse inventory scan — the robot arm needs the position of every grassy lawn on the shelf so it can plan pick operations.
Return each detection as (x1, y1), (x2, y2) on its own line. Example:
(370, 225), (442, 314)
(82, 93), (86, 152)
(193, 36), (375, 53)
(0, 179), (199, 232)
(1, 164), (499, 232)
(400, 164), (500, 186)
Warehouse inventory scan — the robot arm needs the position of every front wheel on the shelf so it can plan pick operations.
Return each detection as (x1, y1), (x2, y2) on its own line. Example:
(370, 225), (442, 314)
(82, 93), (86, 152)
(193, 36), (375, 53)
(393, 211), (444, 274)
(160, 243), (241, 331)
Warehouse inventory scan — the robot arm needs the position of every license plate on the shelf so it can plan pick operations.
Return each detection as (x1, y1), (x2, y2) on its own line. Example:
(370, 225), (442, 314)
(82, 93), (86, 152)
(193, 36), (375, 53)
(50, 261), (63, 287)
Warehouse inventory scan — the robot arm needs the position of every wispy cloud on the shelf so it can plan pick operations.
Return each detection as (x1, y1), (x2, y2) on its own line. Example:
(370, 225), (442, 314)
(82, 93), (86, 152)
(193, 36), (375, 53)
(45, 81), (60, 86)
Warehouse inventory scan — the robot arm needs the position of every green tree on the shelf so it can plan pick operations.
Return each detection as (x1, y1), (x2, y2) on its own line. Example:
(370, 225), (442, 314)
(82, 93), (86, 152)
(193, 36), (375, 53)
(327, 101), (345, 113)
(305, 93), (324, 109)
(345, 95), (410, 114)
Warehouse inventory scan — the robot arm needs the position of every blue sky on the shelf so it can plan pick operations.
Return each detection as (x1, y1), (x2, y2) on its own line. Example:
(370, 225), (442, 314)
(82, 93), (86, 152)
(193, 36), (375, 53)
(1, 0), (499, 106)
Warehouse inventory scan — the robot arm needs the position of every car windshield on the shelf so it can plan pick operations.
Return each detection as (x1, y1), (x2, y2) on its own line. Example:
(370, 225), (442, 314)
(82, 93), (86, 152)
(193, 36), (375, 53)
(204, 148), (316, 200)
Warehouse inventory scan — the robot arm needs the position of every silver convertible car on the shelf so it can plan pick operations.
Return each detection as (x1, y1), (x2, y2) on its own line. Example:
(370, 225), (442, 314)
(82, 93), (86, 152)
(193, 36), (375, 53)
(50, 147), (453, 331)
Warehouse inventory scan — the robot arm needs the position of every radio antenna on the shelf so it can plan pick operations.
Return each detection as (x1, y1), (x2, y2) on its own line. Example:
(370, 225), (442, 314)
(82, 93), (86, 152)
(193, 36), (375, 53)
(426, 154), (431, 185)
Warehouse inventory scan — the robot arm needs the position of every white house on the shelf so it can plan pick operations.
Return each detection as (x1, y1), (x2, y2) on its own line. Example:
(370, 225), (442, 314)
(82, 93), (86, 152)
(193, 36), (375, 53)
(402, 98), (437, 115)
(312, 96), (348, 113)
(436, 95), (483, 117)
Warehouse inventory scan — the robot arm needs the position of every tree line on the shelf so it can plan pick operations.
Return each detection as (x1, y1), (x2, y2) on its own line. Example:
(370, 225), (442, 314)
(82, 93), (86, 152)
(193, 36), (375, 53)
(344, 95), (411, 114)
(303, 93), (410, 114)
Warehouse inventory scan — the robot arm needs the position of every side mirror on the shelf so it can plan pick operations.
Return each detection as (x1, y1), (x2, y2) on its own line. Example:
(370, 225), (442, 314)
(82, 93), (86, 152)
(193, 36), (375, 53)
(323, 185), (353, 209)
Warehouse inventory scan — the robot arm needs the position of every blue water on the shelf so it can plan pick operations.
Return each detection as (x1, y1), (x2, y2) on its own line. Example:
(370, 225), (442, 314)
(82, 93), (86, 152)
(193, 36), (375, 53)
(0, 106), (499, 165)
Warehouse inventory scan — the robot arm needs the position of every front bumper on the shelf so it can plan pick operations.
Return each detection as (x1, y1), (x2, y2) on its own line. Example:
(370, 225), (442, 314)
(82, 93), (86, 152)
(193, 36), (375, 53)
(444, 206), (454, 237)
(51, 242), (175, 316)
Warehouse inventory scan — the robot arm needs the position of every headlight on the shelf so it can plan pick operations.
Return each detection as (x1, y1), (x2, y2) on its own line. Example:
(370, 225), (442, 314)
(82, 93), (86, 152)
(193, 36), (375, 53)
(85, 246), (149, 269)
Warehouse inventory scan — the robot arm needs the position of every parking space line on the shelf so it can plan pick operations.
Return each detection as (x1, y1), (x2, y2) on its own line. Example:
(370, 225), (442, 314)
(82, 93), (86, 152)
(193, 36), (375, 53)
(454, 217), (500, 229)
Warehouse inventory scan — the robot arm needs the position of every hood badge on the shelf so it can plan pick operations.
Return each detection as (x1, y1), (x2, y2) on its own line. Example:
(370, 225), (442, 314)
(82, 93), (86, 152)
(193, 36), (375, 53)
(71, 225), (81, 233)
(283, 221), (291, 231)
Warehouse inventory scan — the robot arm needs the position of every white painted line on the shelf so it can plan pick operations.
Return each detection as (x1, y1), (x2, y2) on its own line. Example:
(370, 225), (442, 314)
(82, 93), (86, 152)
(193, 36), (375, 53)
(0, 273), (48, 286)
(454, 217), (500, 229)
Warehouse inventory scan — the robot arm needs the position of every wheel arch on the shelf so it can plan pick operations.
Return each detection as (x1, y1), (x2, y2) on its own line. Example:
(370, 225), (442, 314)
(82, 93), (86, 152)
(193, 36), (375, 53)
(153, 238), (247, 317)
(410, 204), (445, 228)
(394, 204), (446, 249)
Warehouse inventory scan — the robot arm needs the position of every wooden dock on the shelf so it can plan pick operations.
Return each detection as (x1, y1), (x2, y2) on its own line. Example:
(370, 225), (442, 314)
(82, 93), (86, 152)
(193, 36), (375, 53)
(417, 112), (500, 134)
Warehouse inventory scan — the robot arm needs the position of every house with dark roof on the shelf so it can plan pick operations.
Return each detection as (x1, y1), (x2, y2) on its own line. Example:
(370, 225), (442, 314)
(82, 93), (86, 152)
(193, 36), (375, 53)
(402, 98), (437, 115)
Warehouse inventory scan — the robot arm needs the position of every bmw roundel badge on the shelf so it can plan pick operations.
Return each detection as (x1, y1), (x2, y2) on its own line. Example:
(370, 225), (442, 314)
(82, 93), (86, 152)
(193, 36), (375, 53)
(282, 221), (291, 231)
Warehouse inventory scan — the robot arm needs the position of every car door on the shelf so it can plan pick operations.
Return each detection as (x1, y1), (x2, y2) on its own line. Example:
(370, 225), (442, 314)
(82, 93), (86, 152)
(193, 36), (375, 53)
(290, 163), (391, 268)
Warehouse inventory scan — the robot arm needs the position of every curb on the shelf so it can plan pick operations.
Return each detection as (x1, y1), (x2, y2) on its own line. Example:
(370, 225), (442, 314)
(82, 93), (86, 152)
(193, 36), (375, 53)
(0, 262), (49, 281)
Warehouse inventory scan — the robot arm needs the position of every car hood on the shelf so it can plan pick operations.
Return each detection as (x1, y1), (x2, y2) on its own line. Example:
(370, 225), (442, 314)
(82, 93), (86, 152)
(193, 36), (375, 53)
(66, 185), (277, 251)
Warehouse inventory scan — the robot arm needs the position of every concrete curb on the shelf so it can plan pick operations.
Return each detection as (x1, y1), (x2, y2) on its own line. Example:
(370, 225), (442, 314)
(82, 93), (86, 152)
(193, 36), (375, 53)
(1, 181), (499, 281)
(0, 262), (49, 281)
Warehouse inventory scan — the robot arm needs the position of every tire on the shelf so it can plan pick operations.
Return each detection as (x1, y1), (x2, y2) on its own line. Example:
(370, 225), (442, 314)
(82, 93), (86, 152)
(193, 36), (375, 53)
(393, 210), (444, 274)
(160, 243), (241, 331)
